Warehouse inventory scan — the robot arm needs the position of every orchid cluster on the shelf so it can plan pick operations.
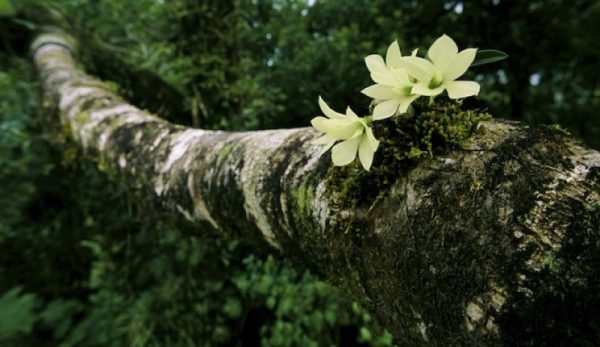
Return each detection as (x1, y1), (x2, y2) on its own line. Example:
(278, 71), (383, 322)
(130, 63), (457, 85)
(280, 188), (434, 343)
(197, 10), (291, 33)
(311, 34), (499, 171)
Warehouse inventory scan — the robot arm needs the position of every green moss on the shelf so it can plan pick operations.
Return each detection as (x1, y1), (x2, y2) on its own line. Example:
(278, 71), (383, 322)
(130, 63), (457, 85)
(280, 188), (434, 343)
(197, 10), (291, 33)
(295, 185), (313, 213)
(541, 253), (562, 273)
(411, 102), (492, 156)
(96, 153), (110, 174)
(290, 183), (314, 221)
(75, 111), (90, 126)
(57, 122), (81, 166)
(61, 146), (79, 166)
(327, 101), (491, 209)
(584, 199), (600, 212)
(546, 123), (571, 137)
(59, 122), (72, 140)
(217, 143), (234, 163)
(72, 79), (120, 94)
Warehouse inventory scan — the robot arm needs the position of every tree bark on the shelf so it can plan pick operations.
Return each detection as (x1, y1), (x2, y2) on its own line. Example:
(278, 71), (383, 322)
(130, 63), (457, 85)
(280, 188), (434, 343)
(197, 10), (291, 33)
(31, 29), (600, 346)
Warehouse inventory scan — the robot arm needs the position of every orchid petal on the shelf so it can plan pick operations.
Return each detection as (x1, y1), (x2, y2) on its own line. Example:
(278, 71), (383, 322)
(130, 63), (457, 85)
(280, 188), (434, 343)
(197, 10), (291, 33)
(358, 135), (376, 171)
(370, 72), (398, 86)
(373, 99), (401, 120)
(443, 48), (477, 81)
(310, 116), (329, 133)
(361, 84), (396, 100)
(318, 96), (345, 119)
(390, 68), (411, 84)
(400, 56), (434, 82)
(364, 126), (380, 151)
(428, 34), (458, 69)
(349, 127), (364, 139)
(331, 136), (361, 166)
(312, 117), (361, 139)
(386, 40), (403, 69)
(445, 80), (480, 99)
(411, 82), (445, 97)
(397, 94), (420, 114)
(365, 54), (388, 75)
(346, 107), (360, 120)
(312, 133), (335, 145)
(312, 134), (337, 156)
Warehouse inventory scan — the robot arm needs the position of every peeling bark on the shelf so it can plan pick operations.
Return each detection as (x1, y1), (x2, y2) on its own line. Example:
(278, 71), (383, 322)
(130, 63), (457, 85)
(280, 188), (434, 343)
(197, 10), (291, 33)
(31, 30), (600, 346)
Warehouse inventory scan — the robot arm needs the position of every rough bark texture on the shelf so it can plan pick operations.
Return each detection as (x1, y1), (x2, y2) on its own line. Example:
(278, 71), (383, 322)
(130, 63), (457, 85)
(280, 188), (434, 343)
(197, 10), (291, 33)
(31, 30), (600, 346)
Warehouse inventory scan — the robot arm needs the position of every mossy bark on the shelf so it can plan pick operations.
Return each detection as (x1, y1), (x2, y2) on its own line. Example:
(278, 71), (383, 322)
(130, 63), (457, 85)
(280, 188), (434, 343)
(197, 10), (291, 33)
(31, 31), (600, 346)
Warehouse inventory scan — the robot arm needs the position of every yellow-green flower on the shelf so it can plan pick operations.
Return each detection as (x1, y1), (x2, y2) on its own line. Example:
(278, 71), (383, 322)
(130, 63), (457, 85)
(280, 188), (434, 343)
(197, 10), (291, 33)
(311, 97), (380, 171)
(401, 34), (480, 99)
(361, 40), (420, 120)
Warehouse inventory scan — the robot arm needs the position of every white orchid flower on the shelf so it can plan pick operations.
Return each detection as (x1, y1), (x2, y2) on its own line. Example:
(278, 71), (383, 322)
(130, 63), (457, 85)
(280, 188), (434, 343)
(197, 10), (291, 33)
(311, 97), (380, 171)
(361, 41), (420, 120)
(401, 34), (480, 99)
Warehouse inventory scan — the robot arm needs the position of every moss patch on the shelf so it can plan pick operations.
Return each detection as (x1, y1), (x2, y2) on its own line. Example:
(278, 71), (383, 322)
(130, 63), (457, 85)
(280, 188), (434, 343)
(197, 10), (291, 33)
(327, 101), (491, 209)
(217, 143), (234, 163)
(291, 183), (314, 219)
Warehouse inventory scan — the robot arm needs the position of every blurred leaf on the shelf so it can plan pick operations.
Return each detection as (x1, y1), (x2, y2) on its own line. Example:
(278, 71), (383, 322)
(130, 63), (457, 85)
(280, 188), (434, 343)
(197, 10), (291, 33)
(0, 0), (14, 16)
(0, 287), (37, 339)
(471, 49), (509, 67)
(12, 18), (36, 30)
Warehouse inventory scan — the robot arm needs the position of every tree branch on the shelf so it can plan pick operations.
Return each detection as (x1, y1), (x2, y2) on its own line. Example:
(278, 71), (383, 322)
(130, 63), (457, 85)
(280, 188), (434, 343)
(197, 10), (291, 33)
(31, 29), (600, 346)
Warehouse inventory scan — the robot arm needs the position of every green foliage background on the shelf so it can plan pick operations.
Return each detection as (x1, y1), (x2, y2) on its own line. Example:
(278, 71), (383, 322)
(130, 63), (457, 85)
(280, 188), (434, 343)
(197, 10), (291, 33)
(0, 0), (598, 345)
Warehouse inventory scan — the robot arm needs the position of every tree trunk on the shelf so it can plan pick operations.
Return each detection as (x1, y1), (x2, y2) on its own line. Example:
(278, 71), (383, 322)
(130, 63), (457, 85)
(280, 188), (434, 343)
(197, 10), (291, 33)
(31, 29), (600, 346)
